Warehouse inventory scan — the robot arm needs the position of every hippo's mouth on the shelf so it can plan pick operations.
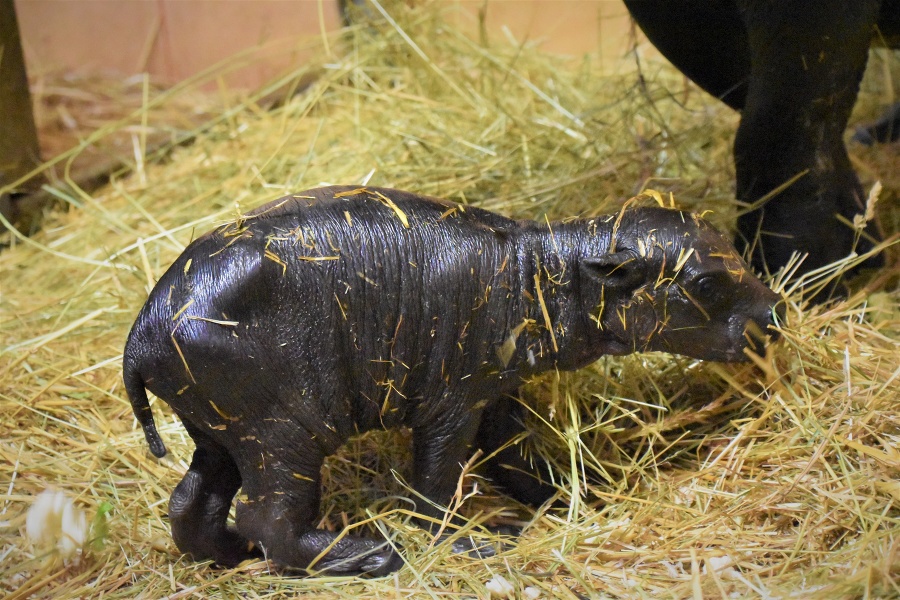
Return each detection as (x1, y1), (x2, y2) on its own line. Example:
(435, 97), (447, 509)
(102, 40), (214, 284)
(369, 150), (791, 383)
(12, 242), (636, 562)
(741, 318), (779, 358)
(653, 324), (774, 363)
(721, 346), (754, 363)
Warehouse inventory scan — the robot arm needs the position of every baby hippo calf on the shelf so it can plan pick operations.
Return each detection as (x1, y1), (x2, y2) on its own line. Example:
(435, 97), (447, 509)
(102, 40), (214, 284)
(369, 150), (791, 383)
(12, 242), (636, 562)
(124, 186), (781, 575)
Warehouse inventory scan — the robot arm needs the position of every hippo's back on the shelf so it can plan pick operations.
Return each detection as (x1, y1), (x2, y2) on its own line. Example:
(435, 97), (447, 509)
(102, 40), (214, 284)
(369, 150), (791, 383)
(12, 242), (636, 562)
(124, 186), (523, 443)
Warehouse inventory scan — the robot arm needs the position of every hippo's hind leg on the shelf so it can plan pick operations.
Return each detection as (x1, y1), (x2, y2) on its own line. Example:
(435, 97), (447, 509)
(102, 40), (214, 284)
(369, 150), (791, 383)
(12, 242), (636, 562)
(169, 422), (261, 567)
(235, 449), (401, 576)
(476, 395), (557, 507)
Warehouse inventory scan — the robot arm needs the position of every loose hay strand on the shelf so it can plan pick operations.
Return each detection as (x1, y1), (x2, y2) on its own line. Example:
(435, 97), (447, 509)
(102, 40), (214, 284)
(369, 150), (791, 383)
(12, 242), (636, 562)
(1, 1), (899, 598)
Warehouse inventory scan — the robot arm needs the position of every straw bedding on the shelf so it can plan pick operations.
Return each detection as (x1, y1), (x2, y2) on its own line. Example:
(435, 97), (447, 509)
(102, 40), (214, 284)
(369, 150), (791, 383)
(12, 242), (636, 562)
(2, 2), (898, 598)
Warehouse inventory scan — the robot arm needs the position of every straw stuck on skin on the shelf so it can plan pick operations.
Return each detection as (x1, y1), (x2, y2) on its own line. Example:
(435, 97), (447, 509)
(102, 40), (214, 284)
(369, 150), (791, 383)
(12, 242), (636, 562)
(2, 2), (898, 598)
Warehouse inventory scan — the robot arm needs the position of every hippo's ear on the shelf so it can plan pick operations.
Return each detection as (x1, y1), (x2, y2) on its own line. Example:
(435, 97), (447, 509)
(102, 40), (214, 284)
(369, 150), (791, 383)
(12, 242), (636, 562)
(580, 250), (647, 291)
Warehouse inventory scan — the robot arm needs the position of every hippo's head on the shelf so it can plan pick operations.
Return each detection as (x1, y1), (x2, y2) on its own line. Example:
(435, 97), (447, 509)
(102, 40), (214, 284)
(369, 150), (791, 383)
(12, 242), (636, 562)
(581, 207), (782, 362)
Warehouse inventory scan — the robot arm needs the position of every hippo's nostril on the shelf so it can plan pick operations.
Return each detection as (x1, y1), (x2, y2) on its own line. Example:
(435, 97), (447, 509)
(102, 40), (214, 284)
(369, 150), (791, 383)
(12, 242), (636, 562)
(742, 303), (781, 355)
(744, 320), (766, 350)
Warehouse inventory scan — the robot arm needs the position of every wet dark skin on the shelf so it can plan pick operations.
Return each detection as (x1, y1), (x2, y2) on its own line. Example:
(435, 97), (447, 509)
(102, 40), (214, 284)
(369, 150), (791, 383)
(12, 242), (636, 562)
(624, 0), (899, 286)
(124, 186), (781, 576)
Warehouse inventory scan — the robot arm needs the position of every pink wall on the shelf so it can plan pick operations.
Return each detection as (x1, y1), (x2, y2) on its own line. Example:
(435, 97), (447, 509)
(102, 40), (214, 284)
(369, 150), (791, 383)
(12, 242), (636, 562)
(15, 1), (636, 89)
(16, 0), (342, 88)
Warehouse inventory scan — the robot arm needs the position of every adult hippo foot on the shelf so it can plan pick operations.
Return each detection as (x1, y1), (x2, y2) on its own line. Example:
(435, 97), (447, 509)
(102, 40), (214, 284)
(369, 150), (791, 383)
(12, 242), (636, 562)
(736, 169), (885, 298)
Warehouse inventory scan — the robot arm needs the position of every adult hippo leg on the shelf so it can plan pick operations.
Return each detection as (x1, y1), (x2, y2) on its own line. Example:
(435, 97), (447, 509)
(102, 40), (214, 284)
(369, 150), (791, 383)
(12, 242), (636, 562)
(169, 422), (261, 567)
(625, 0), (886, 285)
(734, 0), (884, 282)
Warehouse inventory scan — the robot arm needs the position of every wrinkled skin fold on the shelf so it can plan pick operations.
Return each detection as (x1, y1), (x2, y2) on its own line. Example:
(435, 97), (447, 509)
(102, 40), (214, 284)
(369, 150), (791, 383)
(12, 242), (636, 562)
(124, 186), (782, 575)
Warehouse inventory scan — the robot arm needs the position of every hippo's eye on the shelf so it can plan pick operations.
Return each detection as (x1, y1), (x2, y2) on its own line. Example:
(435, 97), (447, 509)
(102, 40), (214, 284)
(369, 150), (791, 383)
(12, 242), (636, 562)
(690, 272), (731, 306)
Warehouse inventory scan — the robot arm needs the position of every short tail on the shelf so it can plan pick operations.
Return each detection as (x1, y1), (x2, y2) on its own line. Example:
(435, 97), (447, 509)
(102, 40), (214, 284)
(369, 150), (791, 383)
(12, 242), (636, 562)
(123, 357), (167, 458)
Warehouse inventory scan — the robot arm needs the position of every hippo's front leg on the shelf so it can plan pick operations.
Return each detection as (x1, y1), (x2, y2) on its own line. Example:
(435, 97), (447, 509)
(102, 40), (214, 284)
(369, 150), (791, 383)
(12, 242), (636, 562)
(410, 394), (487, 528)
(476, 395), (557, 507)
(411, 394), (528, 555)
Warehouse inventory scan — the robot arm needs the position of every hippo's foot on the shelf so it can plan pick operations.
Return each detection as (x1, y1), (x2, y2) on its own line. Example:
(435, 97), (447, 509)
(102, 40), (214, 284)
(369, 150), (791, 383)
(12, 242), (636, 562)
(436, 523), (520, 558)
(736, 175), (884, 296)
(235, 496), (402, 576)
(485, 461), (558, 508)
(281, 530), (403, 576)
(169, 446), (262, 568)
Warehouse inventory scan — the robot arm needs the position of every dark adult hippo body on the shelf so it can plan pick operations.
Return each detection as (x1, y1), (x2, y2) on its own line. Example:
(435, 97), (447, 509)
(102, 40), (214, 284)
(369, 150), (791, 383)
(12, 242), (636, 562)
(124, 186), (780, 575)
(624, 0), (898, 282)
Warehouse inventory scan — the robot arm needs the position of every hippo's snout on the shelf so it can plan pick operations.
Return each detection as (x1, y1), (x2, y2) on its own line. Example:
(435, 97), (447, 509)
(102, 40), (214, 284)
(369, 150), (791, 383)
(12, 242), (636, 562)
(742, 295), (784, 357)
